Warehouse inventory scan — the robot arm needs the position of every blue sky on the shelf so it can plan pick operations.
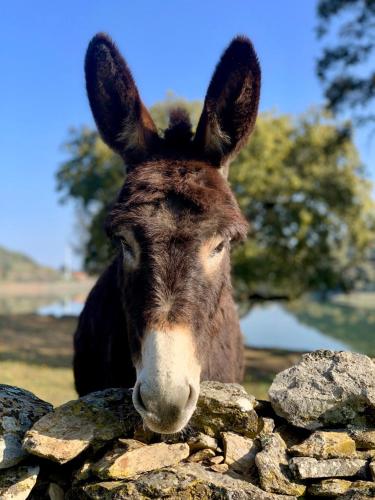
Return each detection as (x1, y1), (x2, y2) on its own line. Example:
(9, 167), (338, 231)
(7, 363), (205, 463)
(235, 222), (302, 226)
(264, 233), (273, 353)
(1, 1), (373, 268)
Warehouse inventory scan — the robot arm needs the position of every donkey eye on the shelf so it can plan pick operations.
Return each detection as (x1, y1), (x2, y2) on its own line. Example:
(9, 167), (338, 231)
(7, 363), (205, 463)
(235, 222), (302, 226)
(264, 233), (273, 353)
(211, 241), (225, 256)
(120, 239), (134, 258)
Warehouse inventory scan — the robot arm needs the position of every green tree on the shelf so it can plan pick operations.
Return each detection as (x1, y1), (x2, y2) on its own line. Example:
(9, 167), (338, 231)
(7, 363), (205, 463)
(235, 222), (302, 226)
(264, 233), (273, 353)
(230, 110), (374, 302)
(57, 101), (375, 298)
(316, 0), (375, 125)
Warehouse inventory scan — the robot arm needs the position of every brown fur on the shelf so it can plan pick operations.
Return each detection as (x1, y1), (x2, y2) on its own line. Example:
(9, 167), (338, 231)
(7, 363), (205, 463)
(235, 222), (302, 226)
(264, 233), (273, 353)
(74, 33), (261, 397)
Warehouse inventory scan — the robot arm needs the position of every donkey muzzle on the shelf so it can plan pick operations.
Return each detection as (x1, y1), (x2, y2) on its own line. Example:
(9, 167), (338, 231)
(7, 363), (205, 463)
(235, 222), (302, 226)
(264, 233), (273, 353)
(132, 328), (200, 433)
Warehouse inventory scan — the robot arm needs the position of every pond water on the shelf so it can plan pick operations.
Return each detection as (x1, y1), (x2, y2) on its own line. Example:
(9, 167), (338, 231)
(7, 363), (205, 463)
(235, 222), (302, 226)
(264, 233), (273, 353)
(241, 303), (350, 352)
(1, 292), (374, 355)
(37, 300), (84, 317)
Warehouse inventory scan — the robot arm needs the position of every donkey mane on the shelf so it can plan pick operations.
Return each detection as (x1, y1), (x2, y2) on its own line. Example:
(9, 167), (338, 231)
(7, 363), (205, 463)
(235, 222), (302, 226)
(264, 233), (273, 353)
(163, 107), (193, 149)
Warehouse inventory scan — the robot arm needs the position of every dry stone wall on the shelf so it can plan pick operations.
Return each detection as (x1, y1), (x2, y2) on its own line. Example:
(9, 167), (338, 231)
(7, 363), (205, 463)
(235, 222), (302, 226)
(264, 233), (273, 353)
(2, 350), (375, 499)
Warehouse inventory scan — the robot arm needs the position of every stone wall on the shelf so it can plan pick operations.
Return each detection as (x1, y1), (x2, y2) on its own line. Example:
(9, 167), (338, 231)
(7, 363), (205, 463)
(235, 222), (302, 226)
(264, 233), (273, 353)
(2, 350), (375, 499)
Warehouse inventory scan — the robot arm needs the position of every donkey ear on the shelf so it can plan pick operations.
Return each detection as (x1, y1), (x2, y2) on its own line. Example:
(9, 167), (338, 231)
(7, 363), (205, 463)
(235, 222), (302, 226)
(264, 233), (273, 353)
(85, 33), (159, 165)
(194, 36), (261, 172)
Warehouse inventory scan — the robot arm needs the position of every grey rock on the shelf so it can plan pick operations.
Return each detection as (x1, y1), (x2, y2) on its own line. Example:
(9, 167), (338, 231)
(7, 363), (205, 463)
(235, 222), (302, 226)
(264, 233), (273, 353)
(186, 432), (219, 452)
(209, 454), (224, 464)
(209, 462), (229, 473)
(356, 449), (375, 460)
(269, 350), (375, 430)
(189, 381), (259, 438)
(187, 447), (216, 462)
(290, 456), (368, 479)
(307, 478), (352, 497)
(290, 430), (356, 459)
(0, 464), (39, 500)
(92, 442), (189, 479)
(349, 426), (375, 450)
(259, 417), (275, 436)
(222, 431), (259, 474)
(67, 462), (297, 499)
(341, 481), (375, 499)
(0, 385), (52, 469)
(255, 433), (306, 496)
(23, 388), (138, 464)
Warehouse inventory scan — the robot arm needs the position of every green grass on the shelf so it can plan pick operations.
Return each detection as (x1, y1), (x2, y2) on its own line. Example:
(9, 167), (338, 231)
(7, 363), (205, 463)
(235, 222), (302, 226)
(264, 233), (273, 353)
(0, 313), (77, 405)
(0, 360), (75, 406)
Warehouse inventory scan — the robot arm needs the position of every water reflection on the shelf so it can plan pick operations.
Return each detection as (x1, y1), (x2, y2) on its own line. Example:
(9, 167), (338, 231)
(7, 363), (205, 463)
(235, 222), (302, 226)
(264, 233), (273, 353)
(37, 300), (84, 317)
(285, 297), (375, 356)
(241, 303), (350, 352)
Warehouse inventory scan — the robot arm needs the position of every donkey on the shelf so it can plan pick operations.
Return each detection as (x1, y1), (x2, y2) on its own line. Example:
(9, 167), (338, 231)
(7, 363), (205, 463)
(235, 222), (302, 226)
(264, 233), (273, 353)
(74, 33), (261, 434)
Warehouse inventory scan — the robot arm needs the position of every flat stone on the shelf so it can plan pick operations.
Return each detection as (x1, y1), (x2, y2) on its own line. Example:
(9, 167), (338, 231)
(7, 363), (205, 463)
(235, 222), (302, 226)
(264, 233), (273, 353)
(290, 457), (368, 479)
(92, 442), (189, 479)
(342, 492), (375, 500)
(349, 427), (375, 450)
(0, 464), (39, 500)
(255, 433), (306, 496)
(209, 454), (224, 464)
(222, 431), (259, 474)
(260, 417), (275, 436)
(210, 462), (228, 473)
(0, 385), (52, 469)
(187, 432), (219, 452)
(189, 381), (259, 438)
(307, 479), (352, 496)
(341, 481), (375, 499)
(23, 388), (138, 464)
(116, 438), (146, 451)
(187, 448), (215, 462)
(67, 462), (297, 499)
(269, 350), (375, 430)
(290, 431), (356, 459)
(356, 449), (375, 459)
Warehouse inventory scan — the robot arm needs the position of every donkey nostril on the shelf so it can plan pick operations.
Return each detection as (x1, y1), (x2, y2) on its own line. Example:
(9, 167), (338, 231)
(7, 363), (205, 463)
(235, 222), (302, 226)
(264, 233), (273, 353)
(186, 384), (196, 409)
(134, 383), (147, 412)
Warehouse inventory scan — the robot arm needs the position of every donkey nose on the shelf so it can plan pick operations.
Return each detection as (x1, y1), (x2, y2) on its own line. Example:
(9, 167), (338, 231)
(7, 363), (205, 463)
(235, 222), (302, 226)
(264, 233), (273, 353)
(139, 382), (192, 414)
(133, 382), (195, 433)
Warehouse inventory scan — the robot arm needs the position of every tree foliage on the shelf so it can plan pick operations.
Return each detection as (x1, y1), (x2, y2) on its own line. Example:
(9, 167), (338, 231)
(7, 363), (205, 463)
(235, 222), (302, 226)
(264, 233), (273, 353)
(316, 0), (375, 125)
(56, 99), (375, 300)
(229, 110), (374, 301)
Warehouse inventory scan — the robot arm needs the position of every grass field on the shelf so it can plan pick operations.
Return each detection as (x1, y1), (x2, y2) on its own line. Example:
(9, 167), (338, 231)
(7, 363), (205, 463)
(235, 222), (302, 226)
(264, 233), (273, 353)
(0, 313), (304, 405)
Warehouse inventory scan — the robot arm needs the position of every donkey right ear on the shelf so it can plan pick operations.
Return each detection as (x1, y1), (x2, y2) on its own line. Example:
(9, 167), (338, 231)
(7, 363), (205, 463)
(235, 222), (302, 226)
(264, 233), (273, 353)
(194, 36), (261, 173)
(85, 33), (159, 165)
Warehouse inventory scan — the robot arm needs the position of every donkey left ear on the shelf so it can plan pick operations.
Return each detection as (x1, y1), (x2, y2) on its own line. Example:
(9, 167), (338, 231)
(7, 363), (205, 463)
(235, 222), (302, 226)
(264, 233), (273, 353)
(85, 33), (159, 166)
(194, 36), (261, 174)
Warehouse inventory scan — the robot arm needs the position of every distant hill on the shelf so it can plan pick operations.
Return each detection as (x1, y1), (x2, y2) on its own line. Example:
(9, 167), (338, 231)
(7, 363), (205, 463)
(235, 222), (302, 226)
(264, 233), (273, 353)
(0, 246), (61, 282)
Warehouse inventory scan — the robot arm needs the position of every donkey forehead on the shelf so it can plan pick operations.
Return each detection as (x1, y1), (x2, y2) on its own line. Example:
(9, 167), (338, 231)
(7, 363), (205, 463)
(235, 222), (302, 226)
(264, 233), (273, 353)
(123, 160), (230, 204)
(108, 160), (249, 240)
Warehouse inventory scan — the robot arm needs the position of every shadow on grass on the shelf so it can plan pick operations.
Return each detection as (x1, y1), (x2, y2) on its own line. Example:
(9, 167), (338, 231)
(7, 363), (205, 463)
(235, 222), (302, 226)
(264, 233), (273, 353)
(0, 313), (76, 368)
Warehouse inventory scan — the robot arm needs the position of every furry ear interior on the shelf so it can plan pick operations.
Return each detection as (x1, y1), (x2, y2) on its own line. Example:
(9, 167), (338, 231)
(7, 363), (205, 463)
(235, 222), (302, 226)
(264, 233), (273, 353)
(85, 33), (159, 165)
(194, 36), (261, 172)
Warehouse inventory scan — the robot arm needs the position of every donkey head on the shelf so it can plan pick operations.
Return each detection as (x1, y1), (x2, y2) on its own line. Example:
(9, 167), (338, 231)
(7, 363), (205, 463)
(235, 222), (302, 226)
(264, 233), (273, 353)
(85, 33), (261, 433)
